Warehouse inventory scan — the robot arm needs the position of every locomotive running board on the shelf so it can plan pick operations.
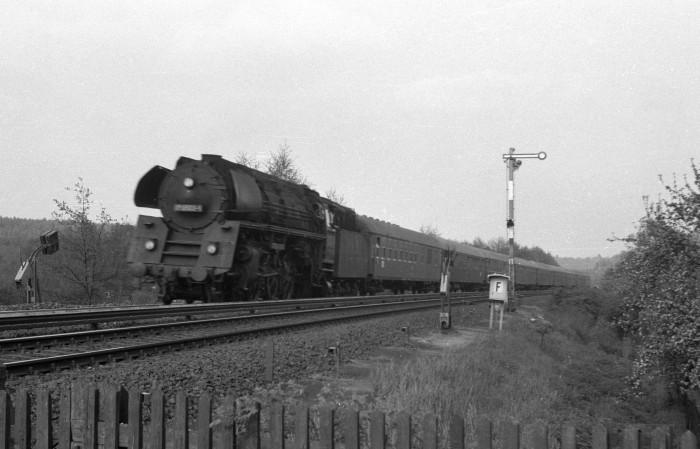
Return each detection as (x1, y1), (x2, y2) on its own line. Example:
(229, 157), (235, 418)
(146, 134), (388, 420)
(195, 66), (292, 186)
(238, 220), (327, 241)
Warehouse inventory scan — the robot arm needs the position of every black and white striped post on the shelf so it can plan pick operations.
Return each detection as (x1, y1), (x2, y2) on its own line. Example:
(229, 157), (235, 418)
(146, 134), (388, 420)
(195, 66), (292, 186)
(502, 148), (546, 311)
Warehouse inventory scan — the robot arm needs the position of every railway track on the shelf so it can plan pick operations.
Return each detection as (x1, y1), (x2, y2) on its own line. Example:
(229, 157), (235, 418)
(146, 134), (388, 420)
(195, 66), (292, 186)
(0, 292), (486, 331)
(0, 291), (550, 379)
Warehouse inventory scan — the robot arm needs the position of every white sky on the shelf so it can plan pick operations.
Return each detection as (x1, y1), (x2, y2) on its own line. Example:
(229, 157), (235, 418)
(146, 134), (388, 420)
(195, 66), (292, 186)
(1, 1), (698, 258)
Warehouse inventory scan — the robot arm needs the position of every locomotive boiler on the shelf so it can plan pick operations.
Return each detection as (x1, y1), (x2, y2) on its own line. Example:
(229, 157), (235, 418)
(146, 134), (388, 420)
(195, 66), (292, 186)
(127, 154), (357, 303)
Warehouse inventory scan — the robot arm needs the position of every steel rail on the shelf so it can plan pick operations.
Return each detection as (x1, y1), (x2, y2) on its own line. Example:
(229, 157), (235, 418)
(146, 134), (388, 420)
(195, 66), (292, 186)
(0, 292), (489, 330)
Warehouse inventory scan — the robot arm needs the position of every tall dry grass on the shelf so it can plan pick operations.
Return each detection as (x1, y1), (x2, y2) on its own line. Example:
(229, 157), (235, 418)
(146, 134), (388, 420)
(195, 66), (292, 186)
(366, 291), (685, 448)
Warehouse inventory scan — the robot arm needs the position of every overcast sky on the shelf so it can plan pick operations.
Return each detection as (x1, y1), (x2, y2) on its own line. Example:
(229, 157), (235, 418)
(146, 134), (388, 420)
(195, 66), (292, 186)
(2, 1), (698, 258)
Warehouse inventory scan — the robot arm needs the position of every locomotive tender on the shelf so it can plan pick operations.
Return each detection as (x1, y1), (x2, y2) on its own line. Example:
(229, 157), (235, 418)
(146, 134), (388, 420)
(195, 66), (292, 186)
(127, 154), (588, 303)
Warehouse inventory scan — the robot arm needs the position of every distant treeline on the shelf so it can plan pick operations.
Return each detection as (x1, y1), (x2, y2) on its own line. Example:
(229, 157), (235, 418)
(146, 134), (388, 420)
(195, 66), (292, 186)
(556, 254), (620, 287)
(467, 236), (560, 267)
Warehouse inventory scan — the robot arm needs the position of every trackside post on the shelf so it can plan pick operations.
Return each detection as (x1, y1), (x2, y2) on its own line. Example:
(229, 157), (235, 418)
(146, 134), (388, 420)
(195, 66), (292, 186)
(488, 274), (509, 331)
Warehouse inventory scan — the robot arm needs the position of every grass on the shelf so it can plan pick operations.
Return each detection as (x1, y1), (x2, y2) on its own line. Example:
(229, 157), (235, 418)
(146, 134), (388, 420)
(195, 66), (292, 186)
(365, 290), (686, 448)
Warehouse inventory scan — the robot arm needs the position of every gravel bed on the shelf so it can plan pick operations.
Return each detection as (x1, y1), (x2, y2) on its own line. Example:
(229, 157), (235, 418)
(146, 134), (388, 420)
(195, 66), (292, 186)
(5, 303), (480, 403)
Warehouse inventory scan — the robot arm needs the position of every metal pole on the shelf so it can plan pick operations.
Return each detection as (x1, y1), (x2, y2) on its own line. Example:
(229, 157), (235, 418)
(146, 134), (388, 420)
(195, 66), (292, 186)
(33, 259), (41, 303)
(501, 149), (546, 312)
(506, 148), (516, 312)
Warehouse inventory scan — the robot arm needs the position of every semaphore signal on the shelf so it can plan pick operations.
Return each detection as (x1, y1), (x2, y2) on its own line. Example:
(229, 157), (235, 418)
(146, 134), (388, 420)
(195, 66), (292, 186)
(501, 148), (547, 311)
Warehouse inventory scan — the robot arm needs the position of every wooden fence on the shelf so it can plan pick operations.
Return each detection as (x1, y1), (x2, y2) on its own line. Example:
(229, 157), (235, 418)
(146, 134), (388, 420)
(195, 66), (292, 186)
(0, 384), (697, 449)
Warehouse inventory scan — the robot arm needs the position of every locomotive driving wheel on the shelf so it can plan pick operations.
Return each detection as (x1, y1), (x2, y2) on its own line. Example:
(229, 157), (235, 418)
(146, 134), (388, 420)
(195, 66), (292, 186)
(280, 275), (293, 299)
(263, 275), (280, 300)
(279, 257), (295, 299)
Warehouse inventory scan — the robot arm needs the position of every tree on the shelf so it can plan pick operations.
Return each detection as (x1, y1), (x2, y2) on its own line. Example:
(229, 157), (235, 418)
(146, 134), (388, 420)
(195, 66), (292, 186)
(233, 152), (261, 170)
(606, 160), (700, 393)
(48, 179), (123, 304)
(324, 187), (346, 206)
(470, 237), (489, 249)
(486, 236), (509, 253)
(265, 141), (308, 184)
(467, 235), (559, 265)
(419, 224), (441, 238)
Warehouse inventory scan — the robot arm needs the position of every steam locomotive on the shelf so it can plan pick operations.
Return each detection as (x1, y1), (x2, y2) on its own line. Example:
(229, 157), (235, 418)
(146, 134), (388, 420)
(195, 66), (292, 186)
(127, 154), (588, 303)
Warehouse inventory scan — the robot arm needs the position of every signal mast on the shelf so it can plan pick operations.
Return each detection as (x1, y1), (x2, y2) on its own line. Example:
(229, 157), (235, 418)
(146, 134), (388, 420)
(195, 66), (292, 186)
(502, 148), (546, 310)
(14, 230), (59, 303)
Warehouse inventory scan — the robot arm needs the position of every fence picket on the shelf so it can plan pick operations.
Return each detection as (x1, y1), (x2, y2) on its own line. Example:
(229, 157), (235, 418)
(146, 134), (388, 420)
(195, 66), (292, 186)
(681, 431), (698, 449)
(174, 392), (189, 449)
(0, 391), (10, 449)
(58, 387), (71, 449)
(217, 396), (236, 449)
(449, 414), (464, 449)
(504, 420), (520, 449)
(36, 390), (51, 449)
(396, 410), (411, 449)
(71, 382), (85, 448)
(294, 405), (309, 449)
(128, 390), (143, 449)
(84, 385), (98, 449)
(238, 401), (260, 449)
(369, 410), (385, 449)
(423, 413), (438, 449)
(103, 385), (120, 449)
(150, 390), (165, 449)
(16, 389), (29, 449)
(197, 393), (212, 449)
(561, 424), (575, 449)
(344, 409), (359, 449)
(319, 406), (334, 449)
(651, 427), (668, 449)
(533, 421), (548, 449)
(623, 426), (640, 449)
(592, 423), (608, 449)
(270, 401), (285, 449)
(477, 417), (492, 449)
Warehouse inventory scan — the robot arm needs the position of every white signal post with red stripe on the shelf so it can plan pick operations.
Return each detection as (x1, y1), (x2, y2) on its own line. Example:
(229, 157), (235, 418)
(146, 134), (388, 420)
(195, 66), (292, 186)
(502, 148), (546, 311)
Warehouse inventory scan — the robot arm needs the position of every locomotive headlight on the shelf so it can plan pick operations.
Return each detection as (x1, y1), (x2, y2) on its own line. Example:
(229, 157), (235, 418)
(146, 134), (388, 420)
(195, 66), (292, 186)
(144, 240), (156, 251)
(183, 177), (195, 189)
(206, 243), (218, 255)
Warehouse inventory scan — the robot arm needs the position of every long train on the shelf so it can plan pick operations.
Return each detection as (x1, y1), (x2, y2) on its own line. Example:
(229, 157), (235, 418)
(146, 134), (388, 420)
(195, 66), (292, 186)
(126, 154), (589, 303)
